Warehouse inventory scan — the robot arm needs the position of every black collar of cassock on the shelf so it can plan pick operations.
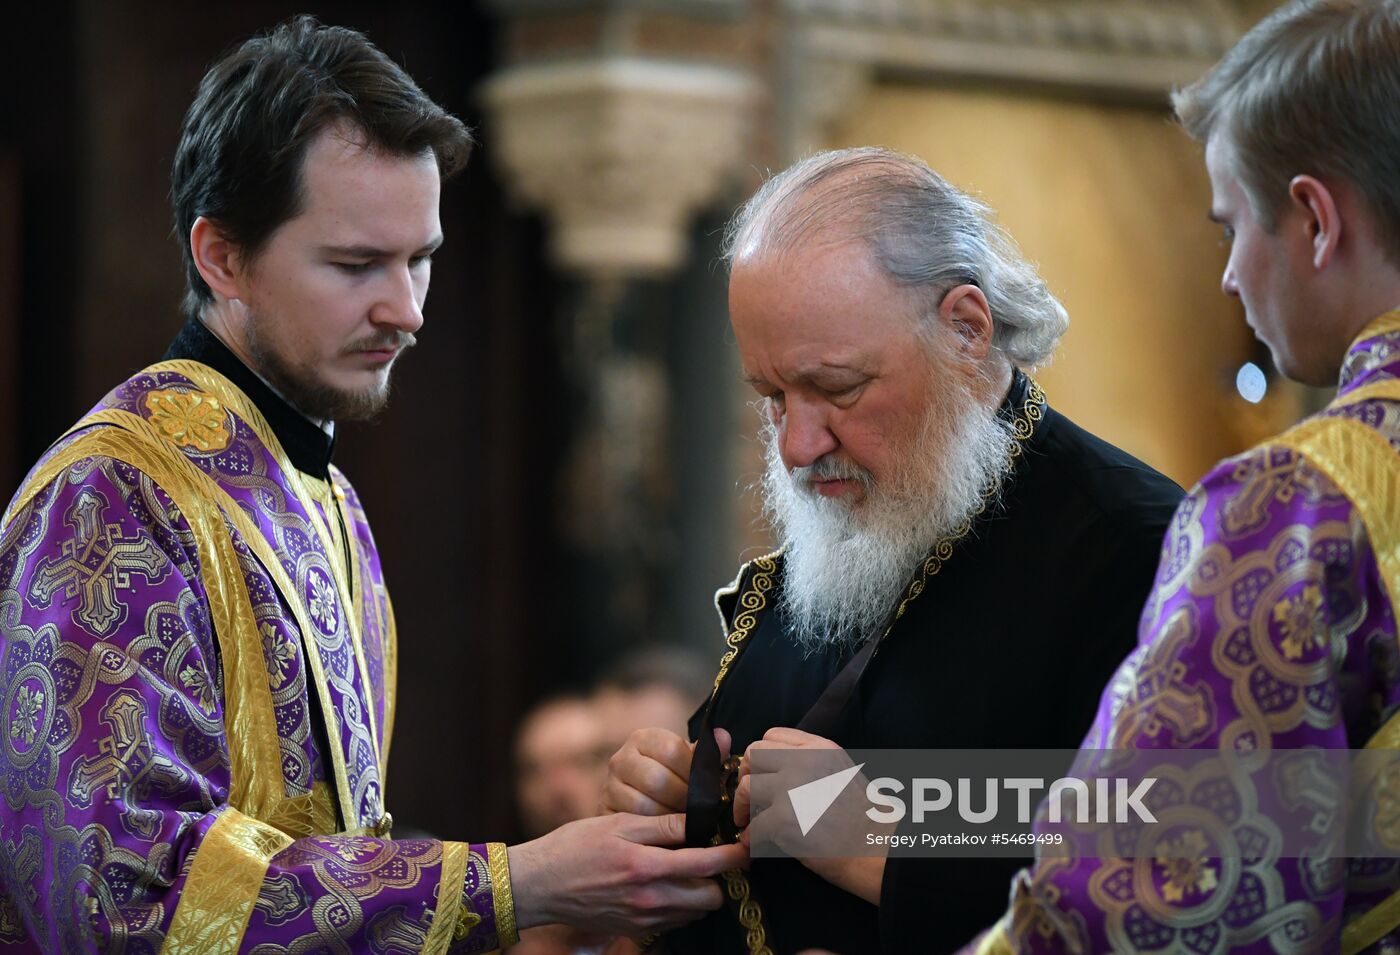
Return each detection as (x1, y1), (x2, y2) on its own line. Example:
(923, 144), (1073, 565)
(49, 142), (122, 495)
(999, 365), (1032, 425)
(161, 316), (336, 479)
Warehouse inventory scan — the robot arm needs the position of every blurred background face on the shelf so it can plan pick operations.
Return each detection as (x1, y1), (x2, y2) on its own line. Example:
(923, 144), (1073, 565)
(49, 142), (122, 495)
(513, 697), (610, 838)
(593, 683), (696, 754)
(240, 126), (441, 421)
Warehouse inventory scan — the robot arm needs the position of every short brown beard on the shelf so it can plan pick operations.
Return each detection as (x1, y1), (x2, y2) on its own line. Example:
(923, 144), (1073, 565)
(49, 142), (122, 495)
(244, 309), (414, 422)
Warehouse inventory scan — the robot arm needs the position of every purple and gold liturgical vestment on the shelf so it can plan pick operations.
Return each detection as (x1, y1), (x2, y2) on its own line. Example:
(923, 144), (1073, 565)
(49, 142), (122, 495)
(957, 313), (1400, 953)
(0, 334), (515, 952)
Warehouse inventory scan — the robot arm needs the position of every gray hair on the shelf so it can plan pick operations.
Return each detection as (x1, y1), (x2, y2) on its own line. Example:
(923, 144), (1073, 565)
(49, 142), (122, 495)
(1174, 0), (1400, 263)
(722, 147), (1068, 368)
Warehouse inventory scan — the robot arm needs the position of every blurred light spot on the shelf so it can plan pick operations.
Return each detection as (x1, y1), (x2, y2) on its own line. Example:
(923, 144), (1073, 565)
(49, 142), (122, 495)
(1236, 362), (1267, 404)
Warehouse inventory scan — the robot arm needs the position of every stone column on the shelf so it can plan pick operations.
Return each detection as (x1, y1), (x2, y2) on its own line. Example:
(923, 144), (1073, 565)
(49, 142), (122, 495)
(480, 1), (758, 663)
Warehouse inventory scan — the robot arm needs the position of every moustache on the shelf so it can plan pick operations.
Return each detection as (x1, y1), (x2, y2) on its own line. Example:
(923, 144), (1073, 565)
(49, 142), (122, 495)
(346, 332), (417, 355)
(791, 454), (874, 492)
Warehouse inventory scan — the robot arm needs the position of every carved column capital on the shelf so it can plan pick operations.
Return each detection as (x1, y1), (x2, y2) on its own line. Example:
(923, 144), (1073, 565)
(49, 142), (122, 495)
(482, 56), (756, 276)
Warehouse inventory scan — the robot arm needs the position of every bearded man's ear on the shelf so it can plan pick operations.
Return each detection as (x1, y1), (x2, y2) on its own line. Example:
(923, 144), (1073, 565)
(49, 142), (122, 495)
(937, 284), (995, 360)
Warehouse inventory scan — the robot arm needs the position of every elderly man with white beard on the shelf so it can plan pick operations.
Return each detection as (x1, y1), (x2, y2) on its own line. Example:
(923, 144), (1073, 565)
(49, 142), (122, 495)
(603, 147), (1184, 954)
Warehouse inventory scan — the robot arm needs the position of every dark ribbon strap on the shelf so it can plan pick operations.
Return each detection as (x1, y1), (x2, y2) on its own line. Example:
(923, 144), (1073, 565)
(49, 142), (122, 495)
(685, 703), (729, 847)
(685, 626), (884, 848)
(795, 628), (882, 737)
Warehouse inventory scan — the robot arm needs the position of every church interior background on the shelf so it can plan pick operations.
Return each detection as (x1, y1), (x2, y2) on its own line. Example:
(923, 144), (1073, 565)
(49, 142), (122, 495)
(0, 0), (1306, 844)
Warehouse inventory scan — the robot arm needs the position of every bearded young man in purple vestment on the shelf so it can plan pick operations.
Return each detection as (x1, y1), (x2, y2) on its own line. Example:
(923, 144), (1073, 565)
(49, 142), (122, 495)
(0, 17), (743, 955)
(726, 1), (1400, 953)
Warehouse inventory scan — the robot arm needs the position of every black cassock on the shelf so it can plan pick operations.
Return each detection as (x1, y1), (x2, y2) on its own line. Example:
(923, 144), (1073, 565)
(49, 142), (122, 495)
(668, 371), (1184, 955)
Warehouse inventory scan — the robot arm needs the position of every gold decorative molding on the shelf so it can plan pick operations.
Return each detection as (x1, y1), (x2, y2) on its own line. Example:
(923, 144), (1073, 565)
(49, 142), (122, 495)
(776, 0), (1248, 155)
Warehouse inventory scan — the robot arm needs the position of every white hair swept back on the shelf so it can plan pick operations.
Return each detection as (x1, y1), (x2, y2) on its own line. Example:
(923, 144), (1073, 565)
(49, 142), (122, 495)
(722, 147), (1068, 368)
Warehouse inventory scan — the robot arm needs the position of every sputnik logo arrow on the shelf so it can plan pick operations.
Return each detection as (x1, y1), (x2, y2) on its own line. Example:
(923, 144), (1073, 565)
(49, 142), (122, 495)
(787, 763), (866, 836)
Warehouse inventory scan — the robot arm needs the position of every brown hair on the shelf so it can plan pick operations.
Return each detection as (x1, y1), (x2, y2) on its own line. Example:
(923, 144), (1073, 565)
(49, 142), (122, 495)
(1173, 0), (1400, 263)
(170, 15), (474, 318)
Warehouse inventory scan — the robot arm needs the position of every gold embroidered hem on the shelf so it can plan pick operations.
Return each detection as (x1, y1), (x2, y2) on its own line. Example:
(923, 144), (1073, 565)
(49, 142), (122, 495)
(423, 841), (470, 955)
(160, 808), (294, 954)
(487, 842), (519, 948)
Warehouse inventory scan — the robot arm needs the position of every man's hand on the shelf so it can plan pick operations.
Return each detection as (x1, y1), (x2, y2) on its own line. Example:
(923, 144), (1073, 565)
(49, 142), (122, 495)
(508, 812), (748, 935)
(733, 727), (887, 907)
(603, 727), (732, 816)
(732, 727), (849, 831)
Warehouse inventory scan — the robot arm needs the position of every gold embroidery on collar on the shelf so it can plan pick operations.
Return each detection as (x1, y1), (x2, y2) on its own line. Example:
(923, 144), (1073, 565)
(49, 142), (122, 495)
(1352, 309), (1400, 347)
(144, 388), (231, 452)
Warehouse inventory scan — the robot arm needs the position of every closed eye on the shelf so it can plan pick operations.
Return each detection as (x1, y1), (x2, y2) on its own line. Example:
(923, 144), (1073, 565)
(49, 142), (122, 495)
(820, 380), (868, 403)
(335, 261), (373, 275)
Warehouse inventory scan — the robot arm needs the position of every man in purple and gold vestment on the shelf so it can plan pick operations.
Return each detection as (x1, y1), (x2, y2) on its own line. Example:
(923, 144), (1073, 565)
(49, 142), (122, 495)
(955, 2), (1400, 950)
(0, 17), (743, 954)
(735, 1), (1400, 952)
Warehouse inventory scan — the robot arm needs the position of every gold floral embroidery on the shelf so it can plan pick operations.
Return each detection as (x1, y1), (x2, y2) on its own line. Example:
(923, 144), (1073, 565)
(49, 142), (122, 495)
(1273, 584), (1327, 660)
(330, 836), (380, 863)
(178, 664), (216, 716)
(143, 388), (230, 452)
(10, 685), (43, 746)
(1153, 830), (1218, 903)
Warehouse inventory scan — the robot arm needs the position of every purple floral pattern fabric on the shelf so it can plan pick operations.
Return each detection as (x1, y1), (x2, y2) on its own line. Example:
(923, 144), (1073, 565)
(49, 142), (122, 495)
(981, 319), (1400, 955)
(0, 362), (504, 953)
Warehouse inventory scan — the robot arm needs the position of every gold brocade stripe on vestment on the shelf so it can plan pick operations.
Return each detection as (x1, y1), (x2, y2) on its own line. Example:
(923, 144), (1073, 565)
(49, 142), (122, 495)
(1328, 378), (1400, 414)
(487, 842), (519, 948)
(2, 424), (289, 824)
(1270, 400), (1400, 955)
(698, 377), (1047, 955)
(973, 916), (1016, 955)
(161, 807), (294, 955)
(154, 359), (384, 793)
(55, 406), (360, 832)
(382, 589), (398, 777)
(421, 841), (469, 955)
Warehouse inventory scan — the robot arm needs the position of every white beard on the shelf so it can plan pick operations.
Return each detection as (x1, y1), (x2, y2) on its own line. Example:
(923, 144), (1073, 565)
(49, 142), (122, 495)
(760, 368), (1016, 653)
